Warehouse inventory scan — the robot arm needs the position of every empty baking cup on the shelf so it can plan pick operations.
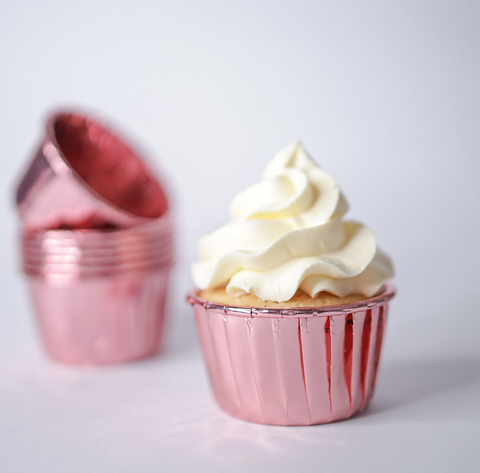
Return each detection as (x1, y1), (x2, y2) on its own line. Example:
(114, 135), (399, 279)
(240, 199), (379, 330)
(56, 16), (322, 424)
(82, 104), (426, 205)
(187, 283), (396, 426)
(16, 111), (168, 230)
(26, 258), (172, 364)
(16, 109), (174, 364)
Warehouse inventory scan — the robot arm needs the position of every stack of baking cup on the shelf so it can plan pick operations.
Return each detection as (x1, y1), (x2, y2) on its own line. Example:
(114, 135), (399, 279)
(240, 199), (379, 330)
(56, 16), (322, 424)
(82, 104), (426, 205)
(16, 111), (173, 364)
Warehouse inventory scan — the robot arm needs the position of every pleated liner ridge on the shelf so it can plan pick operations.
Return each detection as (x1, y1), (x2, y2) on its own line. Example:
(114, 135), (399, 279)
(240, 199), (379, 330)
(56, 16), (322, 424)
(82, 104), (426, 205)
(191, 295), (390, 426)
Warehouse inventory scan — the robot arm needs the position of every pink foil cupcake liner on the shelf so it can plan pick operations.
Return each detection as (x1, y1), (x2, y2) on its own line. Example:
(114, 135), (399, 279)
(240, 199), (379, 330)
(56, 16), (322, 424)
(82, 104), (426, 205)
(16, 108), (174, 365)
(27, 267), (171, 364)
(16, 111), (168, 230)
(187, 282), (395, 426)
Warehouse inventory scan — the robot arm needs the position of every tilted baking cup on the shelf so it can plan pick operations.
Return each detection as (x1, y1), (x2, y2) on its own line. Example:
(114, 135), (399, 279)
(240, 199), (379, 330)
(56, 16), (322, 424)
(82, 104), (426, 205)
(27, 267), (171, 364)
(16, 111), (168, 230)
(187, 283), (395, 426)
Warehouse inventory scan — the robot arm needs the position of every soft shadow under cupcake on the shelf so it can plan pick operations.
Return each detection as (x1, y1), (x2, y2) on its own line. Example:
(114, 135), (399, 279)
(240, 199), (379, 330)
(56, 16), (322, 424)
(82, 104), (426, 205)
(357, 356), (480, 423)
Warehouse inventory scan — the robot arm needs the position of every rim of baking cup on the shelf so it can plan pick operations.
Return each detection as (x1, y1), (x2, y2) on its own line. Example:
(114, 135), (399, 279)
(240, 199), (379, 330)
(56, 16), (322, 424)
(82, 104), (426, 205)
(186, 282), (396, 318)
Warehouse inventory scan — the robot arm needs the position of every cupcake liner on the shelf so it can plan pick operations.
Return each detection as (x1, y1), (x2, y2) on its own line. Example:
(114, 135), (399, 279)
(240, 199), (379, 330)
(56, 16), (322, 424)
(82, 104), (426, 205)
(21, 223), (173, 361)
(187, 282), (395, 426)
(27, 267), (170, 364)
(16, 108), (175, 365)
(17, 111), (168, 230)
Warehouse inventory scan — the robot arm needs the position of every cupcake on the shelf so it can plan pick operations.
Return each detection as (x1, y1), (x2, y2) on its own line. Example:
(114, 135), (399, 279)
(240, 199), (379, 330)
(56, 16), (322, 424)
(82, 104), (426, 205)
(187, 142), (395, 425)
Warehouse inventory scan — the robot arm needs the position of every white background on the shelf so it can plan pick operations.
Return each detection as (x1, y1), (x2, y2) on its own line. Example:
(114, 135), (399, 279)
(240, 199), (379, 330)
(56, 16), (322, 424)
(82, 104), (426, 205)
(1, 1), (479, 472)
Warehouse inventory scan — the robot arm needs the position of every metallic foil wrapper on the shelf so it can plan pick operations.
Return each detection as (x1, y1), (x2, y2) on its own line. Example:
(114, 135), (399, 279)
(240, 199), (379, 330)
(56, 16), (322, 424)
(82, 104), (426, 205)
(17, 111), (168, 230)
(16, 110), (173, 365)
(187, 282), (395, 425)
(26, 267), (170, 364)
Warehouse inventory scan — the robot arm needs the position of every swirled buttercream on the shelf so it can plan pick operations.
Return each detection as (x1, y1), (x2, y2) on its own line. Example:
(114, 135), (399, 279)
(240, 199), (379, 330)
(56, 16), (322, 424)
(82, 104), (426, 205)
(192, 142), (394, 302)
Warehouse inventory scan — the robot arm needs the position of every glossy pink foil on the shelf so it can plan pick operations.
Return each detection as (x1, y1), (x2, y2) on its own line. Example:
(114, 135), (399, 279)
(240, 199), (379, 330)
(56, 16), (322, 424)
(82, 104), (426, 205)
(17, 111), (168, 230)
(16, 109), (174, 365)
(187, 283), (395, 426)
(28, 268), (170, 364)
(20, 217), (174, 278)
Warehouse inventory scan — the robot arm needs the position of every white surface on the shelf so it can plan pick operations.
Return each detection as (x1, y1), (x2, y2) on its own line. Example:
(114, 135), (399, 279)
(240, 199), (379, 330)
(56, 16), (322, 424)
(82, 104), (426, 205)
(1, 1), (480, 472)
(1, 341), (479, 473)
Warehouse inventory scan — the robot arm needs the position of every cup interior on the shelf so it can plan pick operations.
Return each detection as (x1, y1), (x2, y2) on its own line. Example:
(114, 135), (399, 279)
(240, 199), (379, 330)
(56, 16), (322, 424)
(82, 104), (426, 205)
(51, 112), (168, 220)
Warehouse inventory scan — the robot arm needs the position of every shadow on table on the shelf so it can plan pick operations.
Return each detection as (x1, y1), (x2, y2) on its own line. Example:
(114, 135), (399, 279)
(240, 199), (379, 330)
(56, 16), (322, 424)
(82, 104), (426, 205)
(358, 356), (480, 423)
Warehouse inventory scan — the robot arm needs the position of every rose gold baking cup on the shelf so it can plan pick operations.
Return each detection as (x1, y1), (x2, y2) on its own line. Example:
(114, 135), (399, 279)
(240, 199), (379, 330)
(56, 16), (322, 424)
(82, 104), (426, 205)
(187, 283), (395, 426)
(27, 266), (171, 364)
(20, 223), (174, 364)
(20, 223), (173, 364)
(16, 109), (174, 365)
(16, 111), (168, 230)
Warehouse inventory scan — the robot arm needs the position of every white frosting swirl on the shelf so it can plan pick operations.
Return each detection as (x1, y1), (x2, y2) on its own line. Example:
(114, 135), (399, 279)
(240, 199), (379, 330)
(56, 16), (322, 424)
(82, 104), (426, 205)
(192, 142), (394, 302)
